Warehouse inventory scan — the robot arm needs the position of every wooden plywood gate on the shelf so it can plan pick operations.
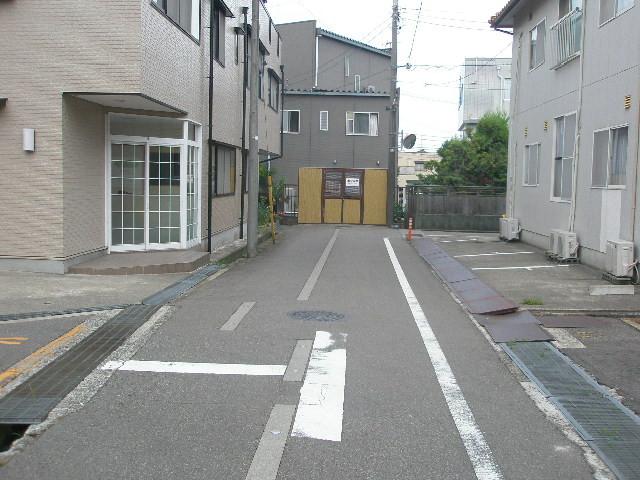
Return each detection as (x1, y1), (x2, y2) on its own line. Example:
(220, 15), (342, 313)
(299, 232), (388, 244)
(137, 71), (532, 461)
(298, 168), (387, 225)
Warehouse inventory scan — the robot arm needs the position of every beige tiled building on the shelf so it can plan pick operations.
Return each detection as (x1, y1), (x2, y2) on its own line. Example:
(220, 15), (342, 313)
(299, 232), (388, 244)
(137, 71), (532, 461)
(0, 0), (283, 273)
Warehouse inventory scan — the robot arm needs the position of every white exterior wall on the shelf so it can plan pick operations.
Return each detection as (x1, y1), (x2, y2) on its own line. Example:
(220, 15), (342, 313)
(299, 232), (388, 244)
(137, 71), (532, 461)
(507, 0), (640, 269)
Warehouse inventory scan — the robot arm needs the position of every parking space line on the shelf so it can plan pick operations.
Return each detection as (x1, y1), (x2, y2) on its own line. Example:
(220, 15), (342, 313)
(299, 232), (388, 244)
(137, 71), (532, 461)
(472, 265), (571, 271)
(298, 229), (339, 301)
(101, 360), (287, 376)
(291, 331), (347, 442)
(284, 340), (313, 382)
(245, 404), (296, 480)
(454, 252), (535, 258)
(384, 238), (503, 480)
(220, 302), (256, 331)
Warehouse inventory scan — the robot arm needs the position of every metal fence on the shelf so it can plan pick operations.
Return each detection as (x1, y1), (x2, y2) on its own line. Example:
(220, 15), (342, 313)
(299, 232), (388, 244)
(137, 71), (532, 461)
(278, 184), (298, 216)
(406, 185), (506, 232)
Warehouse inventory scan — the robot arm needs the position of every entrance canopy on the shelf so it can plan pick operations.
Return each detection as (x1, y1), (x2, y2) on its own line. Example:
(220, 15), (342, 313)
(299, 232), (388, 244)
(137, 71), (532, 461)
(66, 92), (187, 115)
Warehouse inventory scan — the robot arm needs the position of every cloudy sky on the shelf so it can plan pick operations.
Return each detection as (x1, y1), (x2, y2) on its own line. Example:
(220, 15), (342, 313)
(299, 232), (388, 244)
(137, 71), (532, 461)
(267, 0), (512, 151)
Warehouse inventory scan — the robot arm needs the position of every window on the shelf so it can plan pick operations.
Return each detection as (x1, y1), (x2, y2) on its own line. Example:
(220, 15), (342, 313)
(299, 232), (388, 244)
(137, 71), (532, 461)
(560, 0), (582, 16)
(592, 126), (629, 187)
(320, 111), (329, 131)
(268, 71), (279, 110)
(524, 144), (541, 186)
(213, 3), (225, 65)
(283, 110), (300, 134)
(354, 74), (361, 92)
(215, 145), (236, 195)
(269, 18), (272, 43)
(600, 0), (634, 23)
(234, 28), (240, 65)
(529, 20), (546, 70)
(503, 78), (512, 102)
(277, 34), (280, 57)
(152, 0), (200, 40)
(553, 114), (576, 201)
(346, 112), (379, 136)
(258, 48), (266, 99)
(345, 57), (350, 77)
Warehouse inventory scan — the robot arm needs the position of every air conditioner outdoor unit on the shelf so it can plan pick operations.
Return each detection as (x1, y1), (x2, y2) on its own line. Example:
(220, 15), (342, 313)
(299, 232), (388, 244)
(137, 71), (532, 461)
(557, 230), (579, 260)
(549, 229), (563, 256)
(606, 239), (634, 277)
(499, 218), (520, 241)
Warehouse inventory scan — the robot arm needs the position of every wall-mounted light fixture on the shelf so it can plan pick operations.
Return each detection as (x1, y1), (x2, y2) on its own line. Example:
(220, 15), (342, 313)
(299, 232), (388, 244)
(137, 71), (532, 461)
(376, 160), (381, 166)
(23, 128), (35, 152)
(0, 97), (7, 108)
(333, 159), (337, 164)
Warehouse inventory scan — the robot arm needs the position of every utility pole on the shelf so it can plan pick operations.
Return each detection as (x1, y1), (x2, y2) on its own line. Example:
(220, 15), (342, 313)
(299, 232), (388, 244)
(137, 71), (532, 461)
(239, 7), (249, 239)
(387, 0), (399, 226)
(247, 0), (260, 257)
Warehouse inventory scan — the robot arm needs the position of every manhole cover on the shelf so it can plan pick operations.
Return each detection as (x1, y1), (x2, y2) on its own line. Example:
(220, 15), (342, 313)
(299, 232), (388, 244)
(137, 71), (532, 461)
(288, 311), (345, 322)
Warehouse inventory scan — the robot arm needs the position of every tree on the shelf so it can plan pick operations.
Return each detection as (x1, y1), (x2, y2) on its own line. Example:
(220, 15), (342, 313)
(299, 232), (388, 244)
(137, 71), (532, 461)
(418, 112), (509, 187)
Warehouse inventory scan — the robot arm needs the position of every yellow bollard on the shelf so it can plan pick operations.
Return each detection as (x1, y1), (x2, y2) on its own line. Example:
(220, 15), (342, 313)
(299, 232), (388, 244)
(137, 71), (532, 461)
(268, 175), (276, 244)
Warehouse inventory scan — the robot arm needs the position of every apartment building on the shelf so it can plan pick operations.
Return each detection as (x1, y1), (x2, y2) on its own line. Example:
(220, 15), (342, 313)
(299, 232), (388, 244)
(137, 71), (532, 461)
(276, 21), (392, 189)
(459, 57), (512, 135)
(491, 0), (640, 270)
(397, 151), (441, 207)
(0, 0), (282, 273)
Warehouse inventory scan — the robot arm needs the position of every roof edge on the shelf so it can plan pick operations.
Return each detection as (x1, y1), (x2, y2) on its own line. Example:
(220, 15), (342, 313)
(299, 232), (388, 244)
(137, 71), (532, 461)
(489, 0), (524, 29)
(316, 28), (391, 57)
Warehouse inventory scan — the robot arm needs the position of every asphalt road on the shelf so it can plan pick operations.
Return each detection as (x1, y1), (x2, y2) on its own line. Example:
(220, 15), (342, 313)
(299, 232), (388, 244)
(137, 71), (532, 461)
(0, 225), (596, 479)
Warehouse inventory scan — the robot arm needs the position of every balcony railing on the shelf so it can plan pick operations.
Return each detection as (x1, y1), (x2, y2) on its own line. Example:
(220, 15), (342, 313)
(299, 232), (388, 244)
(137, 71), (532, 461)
(550, 8), (583, 69)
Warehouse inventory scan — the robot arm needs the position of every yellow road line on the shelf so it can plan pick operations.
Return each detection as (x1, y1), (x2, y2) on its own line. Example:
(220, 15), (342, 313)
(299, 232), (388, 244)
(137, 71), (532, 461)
(0, 324), (86, 392)
(0, 337), (29, 345)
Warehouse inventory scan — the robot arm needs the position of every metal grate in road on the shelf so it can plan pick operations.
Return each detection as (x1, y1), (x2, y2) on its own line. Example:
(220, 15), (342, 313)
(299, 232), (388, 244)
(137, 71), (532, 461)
(288, 311), (345, 322)
(0, 305), (158, 424)
(503, 341), (640, 480)
(142, 264), (221, 306)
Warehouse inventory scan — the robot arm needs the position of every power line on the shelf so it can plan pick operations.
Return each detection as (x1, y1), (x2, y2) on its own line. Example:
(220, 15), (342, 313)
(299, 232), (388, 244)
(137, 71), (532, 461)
(406, 0), (422, 65)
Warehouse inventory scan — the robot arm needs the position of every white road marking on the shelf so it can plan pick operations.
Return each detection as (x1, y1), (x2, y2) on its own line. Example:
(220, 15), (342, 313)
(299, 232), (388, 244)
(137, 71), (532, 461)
(245, 404), (296, 480)
(291, 331), (347, 442)
(101, 360), (287, 376)
(284, 340), (313, 382)
(384, 238), (503, 480)
(472, 265), (571, 271)
(298, 229), (339, 301)
(220, 301), (256, 331)
(544, 328), (586, 349)
(454, 252), (535, 258)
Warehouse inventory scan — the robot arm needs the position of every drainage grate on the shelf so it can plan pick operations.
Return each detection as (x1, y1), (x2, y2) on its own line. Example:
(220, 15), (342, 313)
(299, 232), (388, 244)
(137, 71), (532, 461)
(142, 264), (221, 306)
(503, 341), (640, 479)
(0, 305), (131, 322)
(0, 305), (158, 424)
(288, 311), (345, 322)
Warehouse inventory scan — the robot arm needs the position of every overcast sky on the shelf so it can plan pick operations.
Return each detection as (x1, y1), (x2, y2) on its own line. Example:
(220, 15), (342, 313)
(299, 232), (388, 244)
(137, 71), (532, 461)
(267, 0), (512, 152)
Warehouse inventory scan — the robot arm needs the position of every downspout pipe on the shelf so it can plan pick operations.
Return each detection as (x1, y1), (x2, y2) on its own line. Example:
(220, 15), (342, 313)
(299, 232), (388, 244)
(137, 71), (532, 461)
(569, 7), (587, 232)
(207, 0), (215, 253)
(239, 7), (249, 239)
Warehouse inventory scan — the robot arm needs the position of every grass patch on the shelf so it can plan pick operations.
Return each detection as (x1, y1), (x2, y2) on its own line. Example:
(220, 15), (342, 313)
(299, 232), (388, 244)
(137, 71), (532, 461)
(522, 297), (544, 306)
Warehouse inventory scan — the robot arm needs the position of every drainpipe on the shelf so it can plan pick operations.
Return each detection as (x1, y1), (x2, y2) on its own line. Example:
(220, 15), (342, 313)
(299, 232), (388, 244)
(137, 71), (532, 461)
(207, 0), (216, 253)
(239, 7), (249, 239)
(508, 33), (523, 219)
(632, 84), (640, 247)
(568, 7), (587, 232)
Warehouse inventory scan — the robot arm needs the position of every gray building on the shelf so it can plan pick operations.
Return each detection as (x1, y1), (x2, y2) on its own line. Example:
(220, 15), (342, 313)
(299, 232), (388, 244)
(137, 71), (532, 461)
(459, 57), (512, 135)
(0, 0), (282, 273)
(491, 0), (639, 270)
(276, 21), (392, 188)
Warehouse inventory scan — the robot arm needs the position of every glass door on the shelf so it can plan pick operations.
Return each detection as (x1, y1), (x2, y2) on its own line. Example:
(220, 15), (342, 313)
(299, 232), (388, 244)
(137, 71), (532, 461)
(148, 144), (182, 247)
(111, 143), (146, 248)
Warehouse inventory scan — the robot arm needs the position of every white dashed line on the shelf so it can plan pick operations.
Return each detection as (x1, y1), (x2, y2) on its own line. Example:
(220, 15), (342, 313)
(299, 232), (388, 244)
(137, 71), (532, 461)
(102, 360), (287, 376)
(298, 229), (339, 301)
(384, 238), (503, 480)
(220, 302), (256, 331)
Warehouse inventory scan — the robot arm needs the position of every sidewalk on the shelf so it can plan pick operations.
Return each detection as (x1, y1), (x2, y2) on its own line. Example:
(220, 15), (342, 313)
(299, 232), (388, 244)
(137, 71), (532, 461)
(426, 230), (640, 415)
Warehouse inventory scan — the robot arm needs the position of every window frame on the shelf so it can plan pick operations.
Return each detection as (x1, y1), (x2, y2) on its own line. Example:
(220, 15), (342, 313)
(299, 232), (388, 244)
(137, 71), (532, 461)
(346, 111), (379, 136)
(320, 111), (329, 131)
(214, 144), (236, 197)
(523, 143), (541, 187)
(150, 0), (201, 43)
(591, 124), (629, 189)
(268, 71), (280, 112)
(529, 18), (546, 71)
(599, 0), (635, 26)
(283, 110), (301, 134)
(354, 74), (361, 92)
(550, 112), (577, 203)
(213, 3), (225, 66)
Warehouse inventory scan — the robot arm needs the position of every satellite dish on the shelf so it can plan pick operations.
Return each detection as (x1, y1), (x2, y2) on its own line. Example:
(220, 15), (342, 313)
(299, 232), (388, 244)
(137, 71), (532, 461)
(403, 134), (417, 149)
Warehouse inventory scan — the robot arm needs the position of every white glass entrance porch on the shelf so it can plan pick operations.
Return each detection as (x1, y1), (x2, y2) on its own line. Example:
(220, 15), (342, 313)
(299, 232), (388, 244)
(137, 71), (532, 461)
(108, 114), (202, 252)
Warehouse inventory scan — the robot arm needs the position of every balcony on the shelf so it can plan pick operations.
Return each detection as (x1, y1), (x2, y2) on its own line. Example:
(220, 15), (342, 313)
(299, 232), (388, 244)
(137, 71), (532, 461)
(550, 8), (583, 69)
